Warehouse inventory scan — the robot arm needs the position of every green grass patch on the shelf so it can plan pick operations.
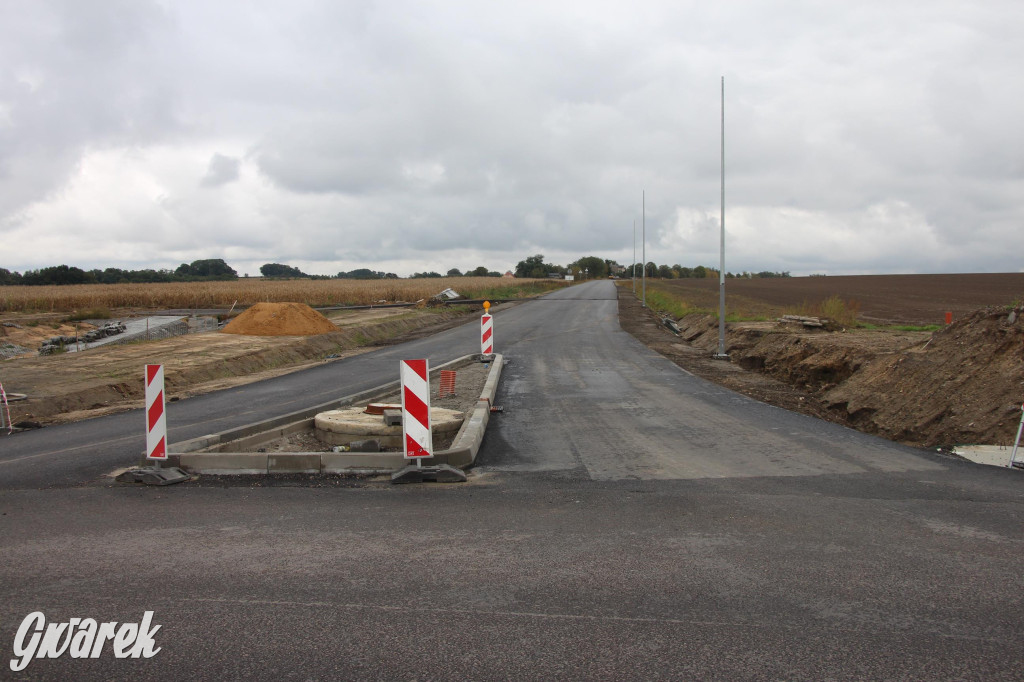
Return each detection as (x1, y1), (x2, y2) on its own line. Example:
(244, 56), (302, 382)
(859, 323), (941, 332)
(643, 288), (712, 319)
(791, 295), (861, 327)
(889, 324), (942, 332)
(462, 281), (571, 300)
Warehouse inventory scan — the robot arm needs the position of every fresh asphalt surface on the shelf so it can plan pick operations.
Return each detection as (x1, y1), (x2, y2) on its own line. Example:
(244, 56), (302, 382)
(2, 281), (1022, 680)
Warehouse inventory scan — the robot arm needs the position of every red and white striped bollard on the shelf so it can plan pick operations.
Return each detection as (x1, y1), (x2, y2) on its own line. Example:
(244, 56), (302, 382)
(145, 364), (168, 462)
(401, 359), (432, 463)
(481, 300), (493, 355)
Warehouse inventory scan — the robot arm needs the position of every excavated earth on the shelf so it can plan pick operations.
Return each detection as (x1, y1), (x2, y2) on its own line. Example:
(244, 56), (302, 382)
(0, 305), (476, 426)
(617, 286), (1024, 449)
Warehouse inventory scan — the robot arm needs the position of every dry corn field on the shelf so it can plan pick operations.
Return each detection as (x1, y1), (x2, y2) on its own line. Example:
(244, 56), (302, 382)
(0, 277), (569, 314)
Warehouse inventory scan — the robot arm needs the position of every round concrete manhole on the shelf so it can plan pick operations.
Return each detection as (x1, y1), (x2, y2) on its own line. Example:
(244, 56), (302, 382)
(314, 407), (465, 447)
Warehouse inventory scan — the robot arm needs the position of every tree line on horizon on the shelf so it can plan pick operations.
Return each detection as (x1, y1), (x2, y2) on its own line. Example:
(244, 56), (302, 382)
(514, 254), (790, 280)
(0, 256), (789, 286)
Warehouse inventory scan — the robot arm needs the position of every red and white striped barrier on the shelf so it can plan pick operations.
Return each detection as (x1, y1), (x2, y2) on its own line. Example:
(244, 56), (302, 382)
(0, 380), (12, 435)
(145, 364), (168, 461)
(481, 314), (493, 354)
(401, 359), (432, 460)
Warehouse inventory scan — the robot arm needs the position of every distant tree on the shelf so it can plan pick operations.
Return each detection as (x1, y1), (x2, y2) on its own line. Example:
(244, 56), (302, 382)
(571, 256), (608, 279)
(337, 268), (397, 280)
(446, 268), (463, 277)
(261, 263), (308, 278)
(471, 266), (490, 277)
(21, 265), (95, 285)
(0, 268), (22, 285)
(657, 264), (673, 279)
(515, 254), (547, 278)
(645, 262), (657, 278)
(176, 259), (237, 279)
(411, 271), (443, 278)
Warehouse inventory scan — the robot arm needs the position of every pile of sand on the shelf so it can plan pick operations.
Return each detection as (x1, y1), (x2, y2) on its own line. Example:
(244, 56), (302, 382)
(221, 302), (337, 336)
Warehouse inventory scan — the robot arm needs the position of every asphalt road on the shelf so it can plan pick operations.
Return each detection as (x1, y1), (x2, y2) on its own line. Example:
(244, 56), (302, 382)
(2, 280), (1022, 680)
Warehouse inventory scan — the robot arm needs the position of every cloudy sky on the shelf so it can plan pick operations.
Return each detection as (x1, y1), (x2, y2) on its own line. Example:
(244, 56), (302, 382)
(1, 1), (1021, 278)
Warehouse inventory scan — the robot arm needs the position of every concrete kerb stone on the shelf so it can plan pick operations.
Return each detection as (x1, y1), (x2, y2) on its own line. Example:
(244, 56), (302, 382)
(162, 353), (503, 476)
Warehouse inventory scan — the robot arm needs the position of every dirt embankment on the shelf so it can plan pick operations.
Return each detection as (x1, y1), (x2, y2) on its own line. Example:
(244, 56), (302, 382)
(617, 287), (1024, 448)
(1, 306), (475, 426)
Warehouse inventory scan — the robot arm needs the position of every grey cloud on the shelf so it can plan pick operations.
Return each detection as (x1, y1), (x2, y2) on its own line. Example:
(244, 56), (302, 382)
(2, 0), (1023, 277)
(200, 153), (240, 187)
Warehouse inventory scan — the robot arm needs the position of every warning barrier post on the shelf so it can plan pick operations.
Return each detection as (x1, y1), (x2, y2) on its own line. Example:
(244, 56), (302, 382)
(481, 301), (494, 356)
(391, 358), (466, 484)
(146, 364), (168, 465)
(400, 359), (433, 465)
(114, 364), (189, 485)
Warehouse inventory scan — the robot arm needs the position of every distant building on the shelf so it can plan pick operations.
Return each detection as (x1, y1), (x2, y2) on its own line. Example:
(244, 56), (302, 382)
(503, 271), (514, 278)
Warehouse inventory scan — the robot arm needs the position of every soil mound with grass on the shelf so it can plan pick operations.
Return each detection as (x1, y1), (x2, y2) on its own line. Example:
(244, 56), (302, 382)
(221, 302), (337, 336)
(824, 305), (1024, 447)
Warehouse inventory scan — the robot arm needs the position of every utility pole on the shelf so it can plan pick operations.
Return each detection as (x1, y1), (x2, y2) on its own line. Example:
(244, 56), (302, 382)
(632, 219), (637, 294)
(642, 190), (646, 308)
(715, 76), (728, 359)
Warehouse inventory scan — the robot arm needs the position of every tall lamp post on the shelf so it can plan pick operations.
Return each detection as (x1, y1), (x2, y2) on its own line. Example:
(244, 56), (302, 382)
(715, 76), (728, 359)
(642, 190), (646, 308)
(632, 219), (637, 294)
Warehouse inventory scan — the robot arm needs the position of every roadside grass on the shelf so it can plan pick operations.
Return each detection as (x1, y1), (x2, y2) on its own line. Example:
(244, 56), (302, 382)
(643, 288), (712, 319)
(635, 282), (769, 321)
(859, 323), (943, 332)
(627, 282), (867, 327)
(791, 295), (861, 327)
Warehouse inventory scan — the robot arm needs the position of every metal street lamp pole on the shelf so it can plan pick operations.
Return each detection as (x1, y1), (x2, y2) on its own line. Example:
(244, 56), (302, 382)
(642, 190), (646, 308)
(633, 219), (637, 294)
(715, 76), (728, 358)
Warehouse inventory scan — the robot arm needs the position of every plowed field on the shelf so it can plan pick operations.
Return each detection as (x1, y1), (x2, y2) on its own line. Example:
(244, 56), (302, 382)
(643, 273), (1024, 326)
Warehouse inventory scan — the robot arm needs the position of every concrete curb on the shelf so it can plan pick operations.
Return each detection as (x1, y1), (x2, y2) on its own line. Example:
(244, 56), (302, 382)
(156, 353), (503, 475)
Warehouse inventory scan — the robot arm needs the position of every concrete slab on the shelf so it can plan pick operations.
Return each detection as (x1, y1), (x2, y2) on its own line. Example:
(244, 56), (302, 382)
(267, 454), (322, 474)
(953, 445), (1023, 469)
(322, 452), (407, 473)
(179, 453), (268, 475)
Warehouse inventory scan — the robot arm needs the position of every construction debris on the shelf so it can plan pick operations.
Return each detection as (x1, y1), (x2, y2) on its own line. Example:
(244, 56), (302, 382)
(433, 288), (461, 301)
(778, 315), (827, 329)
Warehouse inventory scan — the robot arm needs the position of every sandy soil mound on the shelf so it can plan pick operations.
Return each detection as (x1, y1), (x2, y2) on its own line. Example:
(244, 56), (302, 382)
(825, 305), (1024, 447)
(221, 302), (337, 336)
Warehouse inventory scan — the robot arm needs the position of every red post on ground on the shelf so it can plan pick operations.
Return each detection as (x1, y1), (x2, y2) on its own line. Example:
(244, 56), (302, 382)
(945, 312), (953, 325)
